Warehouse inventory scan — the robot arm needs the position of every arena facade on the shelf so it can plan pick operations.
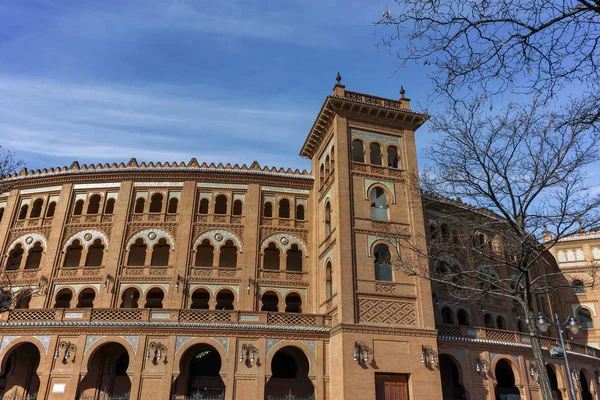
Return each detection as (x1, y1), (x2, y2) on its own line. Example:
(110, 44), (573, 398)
(0, 80), (598, 400)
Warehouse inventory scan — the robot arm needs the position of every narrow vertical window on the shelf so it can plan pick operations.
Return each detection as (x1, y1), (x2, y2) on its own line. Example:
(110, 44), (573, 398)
(387, 145), (399, 168)
(199, 198), (209, 214)
(214, 195), (227, 214)
(296, 204), (304, 221)
(134, 198), (145, 214)
(30, 199), (43, 218)
(279, 199), (290, 218)
(374, 244), (393, 281)
(233, 200), (243, 216)
(46, 202), (56, 217)
(104, 198), (115, 214)
(167, 197), (178, 214)
(352, 139), (365, 163)
(370, 142), (382, 166)
(18, 204), (29, 219)
(87, 195), (101, 214)
(149, 193), (163, 213)
(370, 187), (389, 221)
(325, 202), (332, 235)
(264, 202), (273, 218)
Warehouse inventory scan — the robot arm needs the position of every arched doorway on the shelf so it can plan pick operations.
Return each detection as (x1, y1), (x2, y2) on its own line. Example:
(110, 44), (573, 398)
(580, 370), (593, 400)
(265, 346), (314, 400)
(173, 344), (225, 399)
(546, 364), (562, 400)
(439, 354), (466, 399)
(78, 342), (131, 399)
(494, 359), (520, 400)
(0, 342), (40, 398)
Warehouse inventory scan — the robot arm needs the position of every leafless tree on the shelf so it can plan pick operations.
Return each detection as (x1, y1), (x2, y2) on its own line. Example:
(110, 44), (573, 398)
(375, 0), (600, 128)
(0, 146), (30, 313)
(384, 99), (600, 399)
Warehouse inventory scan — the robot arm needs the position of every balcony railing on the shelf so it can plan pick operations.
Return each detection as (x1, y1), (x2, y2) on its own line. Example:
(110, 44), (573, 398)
(58, 266), (104, 278)
(194, 214), (244, 225)
(259, 269), (307, 282)
(121, 265), (172, 277)
(1, 308), (332, 328)
(260, 217), (307, 229)
(190, 267), (242, 279)
(130, 213), (178, 223)
(437, 324), (600, 358)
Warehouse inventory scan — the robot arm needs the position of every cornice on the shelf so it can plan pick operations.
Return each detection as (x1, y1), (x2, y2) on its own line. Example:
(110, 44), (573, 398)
(300, 94), (428, 159)
(330, 323), (437, 338)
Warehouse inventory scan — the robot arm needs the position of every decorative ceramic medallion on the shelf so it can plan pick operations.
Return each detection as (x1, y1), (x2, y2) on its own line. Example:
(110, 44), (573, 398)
(84, 233), (93, 241)
(280, 237), (289, 245)
(214, 233), (223, 242)
(148, 232), (157, 240)
(25, 236), (33, 244)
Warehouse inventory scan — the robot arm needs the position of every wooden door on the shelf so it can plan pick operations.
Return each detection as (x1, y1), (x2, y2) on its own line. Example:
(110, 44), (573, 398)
(375, 374), (409, 400)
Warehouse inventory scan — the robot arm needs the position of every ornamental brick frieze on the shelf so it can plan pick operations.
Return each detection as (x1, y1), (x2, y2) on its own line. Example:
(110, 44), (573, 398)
(192, 224), (244, 241)
(357, 296), (417, 326)
(125, 227), (177, 247)
(5, 230), (50, 254)
(63, 224), (113, 241)
(329, 323), (437, 339)
(260, 227), (309, 247)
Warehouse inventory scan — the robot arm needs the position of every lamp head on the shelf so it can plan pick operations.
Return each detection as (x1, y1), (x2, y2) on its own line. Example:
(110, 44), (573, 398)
(567, 316), (581, 335)
(536, 313), (551, 333)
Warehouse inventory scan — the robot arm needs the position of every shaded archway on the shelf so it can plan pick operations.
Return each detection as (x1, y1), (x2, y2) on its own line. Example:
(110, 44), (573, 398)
(173, 344), (225, 398)
(580, 370), (593, 400)
(78, 342), (130, 399)
(0, 342), (40, 398)
(439, 354), (466, 400)
(546, 364), (563, 400)
(265, 346), (314, 399)
(494, 359), (520, 399)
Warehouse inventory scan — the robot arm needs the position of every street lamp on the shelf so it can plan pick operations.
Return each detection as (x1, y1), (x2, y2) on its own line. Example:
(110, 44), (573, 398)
(536, 312), (581, 400)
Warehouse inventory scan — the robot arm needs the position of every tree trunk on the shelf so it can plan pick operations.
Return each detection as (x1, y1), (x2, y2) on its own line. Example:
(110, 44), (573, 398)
(526, 312), (555, 400)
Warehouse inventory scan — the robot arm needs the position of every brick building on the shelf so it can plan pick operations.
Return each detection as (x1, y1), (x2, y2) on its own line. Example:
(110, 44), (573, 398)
(0, 81), (598, 399)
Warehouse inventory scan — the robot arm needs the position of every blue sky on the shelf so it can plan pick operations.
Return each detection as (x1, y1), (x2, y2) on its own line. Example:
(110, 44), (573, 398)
(0, 0), (437, 173)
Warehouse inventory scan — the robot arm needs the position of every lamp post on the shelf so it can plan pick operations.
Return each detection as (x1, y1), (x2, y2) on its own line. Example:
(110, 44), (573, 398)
(536, 312), (581, 400)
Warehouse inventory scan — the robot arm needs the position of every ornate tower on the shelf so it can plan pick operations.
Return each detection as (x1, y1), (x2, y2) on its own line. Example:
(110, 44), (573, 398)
(300, 75), (441, 399)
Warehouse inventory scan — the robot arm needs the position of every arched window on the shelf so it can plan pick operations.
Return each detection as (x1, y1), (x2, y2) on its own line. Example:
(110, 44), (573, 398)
(325, 155), (331, 176)
(144, 288), (165, 308)
(167, 198), (178, 214)
(87, 195), (101, 214)
(85, 239), (104, 266)
(18, 204), (28, 220)
(279, 199), (290, 218)
(151, 238), (170, 266)
(6, 244), (24, 270)
(264, 242), (280, 270)
(104, 198), (115, 214)
(441, 307), (454, 324)
(352, 139), (365, 162)
(190, 289), (210, 309)
(484, 313), (494, 328)
(14, 290), (31, 309)
(30, 199), (43, 218)
(46, 202), (56, 217)
(572, 279), (585, 295)
(216, 290), (234, 310)
(296, 204), (304, 220)
(370, 187), (389, 221)
(387, 145), (399, 168)
(326, 262), (333, 299)
(195, 239), (214, 267)
(457, 309), (469, 325)
(54, 289), (73, 308)
(64, 240), (83, 268)
(331, 145), (335, 166)
(214, 195), (227, 214)
(264, 202), (273, 218)
(517, 320), (526, 332)
(286, 244), (302, 272)
(233, 200), (243, 216)
(325, 202), (332, 235)
(199, 198), (209, 214)
(319, 164), (325, 186)
(261, 291), (279, 312)
(285, 293), (302, 313)
(24, 242), (43, 269)
(497, 316), (507, 330)
(370, 142), (382, 166)
(149, 193), (163, 213)
(578, 307), (594, 329)
(127, 238), (147, 266)
(219, 240), (238, 268)
(134, 198), (145, 213)
(73, 200), (84, 216)
(77, 288), (96, 308)
(374, 244), (393, 281)
(120, 287), (140, 308)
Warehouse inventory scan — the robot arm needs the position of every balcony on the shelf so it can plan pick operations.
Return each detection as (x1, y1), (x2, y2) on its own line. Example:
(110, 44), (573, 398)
(130, 213), (178, 223)
(1, 308), (332, 329)
(57, 266), (104, 279)
(259, 269), (307, 283)
(3, 269), (41, 283)
(189, 267), (242, 280)
(194, 214), (244, 225)
(437, 324), (600, 358)
(121, 265), (172, 278)
(351, 162), (404, 178)
(13, 217), (54, 229)
(260, 217), (307, 229)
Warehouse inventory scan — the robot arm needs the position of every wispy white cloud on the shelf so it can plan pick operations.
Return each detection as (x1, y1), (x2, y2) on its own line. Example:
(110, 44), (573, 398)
(0, 75), (314, 169)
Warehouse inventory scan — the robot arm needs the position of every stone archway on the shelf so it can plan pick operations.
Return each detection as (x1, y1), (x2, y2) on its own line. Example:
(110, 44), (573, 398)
(0, 342), (40, 398)
(173, 344), (225, 399)
(546, 364), (563, 400)
(494, 359), (520, 400)
(264, 346), (314, 400)
(78, 342), (131, 399)
(439, 354), (467, 400)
